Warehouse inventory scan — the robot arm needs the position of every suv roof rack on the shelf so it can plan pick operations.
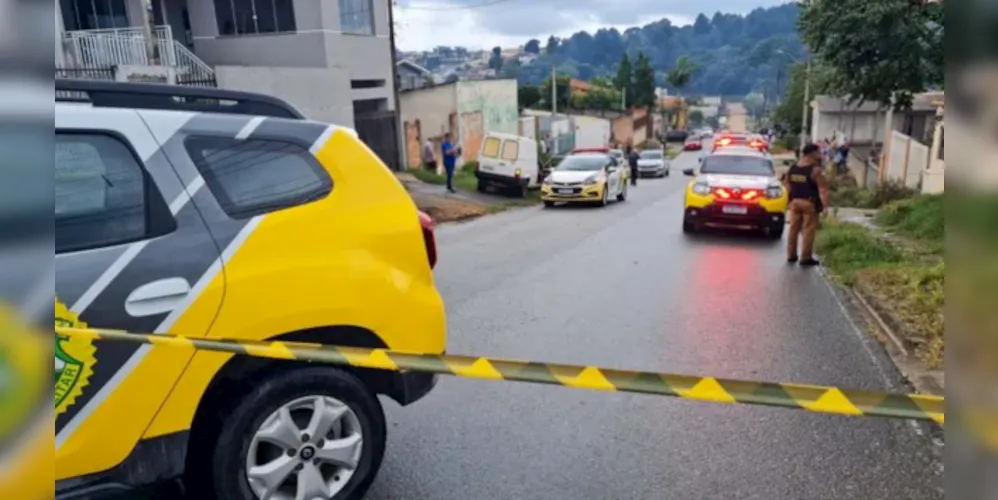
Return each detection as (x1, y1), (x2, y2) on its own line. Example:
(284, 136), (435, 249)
(55, 79), (306, 119)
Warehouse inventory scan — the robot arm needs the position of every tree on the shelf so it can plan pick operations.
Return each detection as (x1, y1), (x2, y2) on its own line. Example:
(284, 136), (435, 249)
(665, 55), (698, 96)
(524, 39), (541, 54)
(613, 53), (633, 105)
(689, 109), (705, 128)
(545, 36), (560, 56)
(489, 46), (503, 72)
(798, 0), (943, 110)
(770, 62), (833, 138)
(518, 85), (542, 110)
(501, 58), (521, 78)
(693, 13), (711, 35)
(632, 52), (657, 108)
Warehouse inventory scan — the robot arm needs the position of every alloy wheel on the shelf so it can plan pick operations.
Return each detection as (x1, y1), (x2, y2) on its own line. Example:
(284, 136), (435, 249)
(246, 395), (363, 500)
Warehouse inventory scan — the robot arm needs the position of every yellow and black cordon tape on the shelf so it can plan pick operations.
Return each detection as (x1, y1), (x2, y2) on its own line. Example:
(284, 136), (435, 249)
(56, 326), (944, 425)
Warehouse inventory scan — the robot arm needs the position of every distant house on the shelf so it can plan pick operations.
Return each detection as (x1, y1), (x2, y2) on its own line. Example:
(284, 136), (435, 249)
(397, 60), (433, 91)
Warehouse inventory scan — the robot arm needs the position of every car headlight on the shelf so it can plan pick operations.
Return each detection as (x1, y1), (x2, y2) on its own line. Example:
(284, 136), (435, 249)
(692, 182), (711, 195)
(765, 186), (783, 199)
(543, 176), (553, 185)
(583, 174), (602, 186)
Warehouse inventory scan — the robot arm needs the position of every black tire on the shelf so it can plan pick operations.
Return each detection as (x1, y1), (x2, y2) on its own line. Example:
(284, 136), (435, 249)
(664, 170), (670, 177)
(191, 367), (386, 500)
(617, 183), (627, 202)
(543, 200), (555, 207)
(476, 180), (487, 193)
(766, 225), (785, 240)
(682, 220), (696, 234)
(517, 184), (528, 198)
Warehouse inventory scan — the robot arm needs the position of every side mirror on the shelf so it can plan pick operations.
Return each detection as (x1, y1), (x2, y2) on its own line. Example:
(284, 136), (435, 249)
(683, 168), (695, 176)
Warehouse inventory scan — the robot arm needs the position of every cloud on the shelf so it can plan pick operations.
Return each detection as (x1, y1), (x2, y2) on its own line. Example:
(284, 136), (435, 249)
(393, 0), (788, 51)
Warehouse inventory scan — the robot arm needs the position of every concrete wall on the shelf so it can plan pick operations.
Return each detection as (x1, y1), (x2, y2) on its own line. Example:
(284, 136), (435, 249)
(400, 85), (457, 139)
(215, 66), (355, 126)
(456, 79), (518, 135)
(611, 116), (634, 146)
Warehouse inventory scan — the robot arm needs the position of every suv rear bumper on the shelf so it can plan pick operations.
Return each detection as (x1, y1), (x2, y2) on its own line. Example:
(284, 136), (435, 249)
(393, 369), (438, 406)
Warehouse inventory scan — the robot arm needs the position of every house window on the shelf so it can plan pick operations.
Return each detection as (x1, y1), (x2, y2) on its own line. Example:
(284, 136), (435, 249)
(214, 0), (297, 36)
(339, 0), (374, 35)
(61, 0), (129, 31)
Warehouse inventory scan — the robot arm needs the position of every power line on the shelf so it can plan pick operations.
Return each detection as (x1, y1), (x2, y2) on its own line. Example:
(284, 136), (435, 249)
(395, 0), (515, 11)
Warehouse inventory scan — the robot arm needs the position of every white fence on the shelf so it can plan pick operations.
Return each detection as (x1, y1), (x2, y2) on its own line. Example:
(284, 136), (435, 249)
(62, 25), (214, 81)
(883, 130), (929, 190)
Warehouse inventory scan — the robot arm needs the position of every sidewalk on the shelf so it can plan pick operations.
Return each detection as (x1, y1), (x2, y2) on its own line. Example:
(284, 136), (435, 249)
(397, 172), (534, 223)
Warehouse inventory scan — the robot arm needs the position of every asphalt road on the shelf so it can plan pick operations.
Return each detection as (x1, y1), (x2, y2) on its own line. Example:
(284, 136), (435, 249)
(367, 145), (943, 500)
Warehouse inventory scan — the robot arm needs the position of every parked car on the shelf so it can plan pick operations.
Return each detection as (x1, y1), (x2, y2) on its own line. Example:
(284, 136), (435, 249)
(683, 138), (703, 151)
(665, 129), (689, 143)
(542, 152), (628, 207)
(637, 149), (670, 177)
(54, 79), (445, 500)
(475, 132), (540, 197)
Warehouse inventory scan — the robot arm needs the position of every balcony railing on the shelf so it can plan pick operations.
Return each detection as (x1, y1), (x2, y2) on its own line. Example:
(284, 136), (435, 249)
(62, 25), (214, 83)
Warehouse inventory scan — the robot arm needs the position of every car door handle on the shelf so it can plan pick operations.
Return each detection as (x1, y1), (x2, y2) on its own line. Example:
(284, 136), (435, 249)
(125, 277), (192, 318)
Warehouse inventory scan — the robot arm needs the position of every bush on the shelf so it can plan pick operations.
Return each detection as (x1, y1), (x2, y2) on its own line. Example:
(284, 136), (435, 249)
(875, 194), (944, 243)
(866, 180), (917, 208)
(775, 135), (799, 153)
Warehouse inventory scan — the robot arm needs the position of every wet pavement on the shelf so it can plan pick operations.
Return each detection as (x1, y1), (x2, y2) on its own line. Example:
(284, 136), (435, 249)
(368, 147), (943, 500)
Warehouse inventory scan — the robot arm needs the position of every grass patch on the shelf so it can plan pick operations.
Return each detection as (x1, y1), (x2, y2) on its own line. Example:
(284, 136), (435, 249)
(408, 162), (479, 192)
(815, 219), (904, 283)
(875, 194), (943, 244)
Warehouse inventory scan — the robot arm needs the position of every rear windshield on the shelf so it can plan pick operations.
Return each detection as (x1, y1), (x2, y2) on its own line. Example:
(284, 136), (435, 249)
(557, 154), (608, 171)
(700, 155), (774, 176)
(639, 150), (662, 159)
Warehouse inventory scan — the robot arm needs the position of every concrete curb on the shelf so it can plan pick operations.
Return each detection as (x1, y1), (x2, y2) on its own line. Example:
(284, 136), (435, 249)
(818, 265), (945, 396)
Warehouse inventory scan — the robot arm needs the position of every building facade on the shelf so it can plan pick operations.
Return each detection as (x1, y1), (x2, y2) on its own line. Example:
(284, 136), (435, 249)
(57, 0), (402, 169)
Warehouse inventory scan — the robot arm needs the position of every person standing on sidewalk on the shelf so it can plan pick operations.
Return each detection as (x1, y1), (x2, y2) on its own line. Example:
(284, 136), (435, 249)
(422, 138), (436, 171)
(784, 143), (829, 266)
(626, 145), (639, 186)
(441, 133), (458, 193)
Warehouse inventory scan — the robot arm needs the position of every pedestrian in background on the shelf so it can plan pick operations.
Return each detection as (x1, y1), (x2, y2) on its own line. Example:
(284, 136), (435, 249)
(783, 143), (829, 266)
(441, 133), (458, 193)
(625, 143), (639, 186)
(421, 138), (436, 171)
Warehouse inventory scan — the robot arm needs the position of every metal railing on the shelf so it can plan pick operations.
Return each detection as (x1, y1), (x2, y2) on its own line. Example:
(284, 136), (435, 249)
(55, 66), (116, 81)
(62, 25), (214, 82)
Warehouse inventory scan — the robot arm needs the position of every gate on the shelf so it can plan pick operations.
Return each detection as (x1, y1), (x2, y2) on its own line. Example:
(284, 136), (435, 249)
(355, 111), (401, 171)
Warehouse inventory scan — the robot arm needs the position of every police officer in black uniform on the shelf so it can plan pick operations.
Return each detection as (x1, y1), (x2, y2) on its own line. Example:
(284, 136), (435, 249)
(783, 143), (829, 266)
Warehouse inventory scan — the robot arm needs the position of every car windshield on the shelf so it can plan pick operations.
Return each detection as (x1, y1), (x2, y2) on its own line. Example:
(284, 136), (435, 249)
(700, 155), (774, 176)
(557, 154), (608, 171)
(639, 150), (662, 159)
(609, 150), (624, 159)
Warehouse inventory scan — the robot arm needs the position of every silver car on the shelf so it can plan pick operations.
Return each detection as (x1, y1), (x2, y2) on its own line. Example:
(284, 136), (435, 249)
(636, 149), (670, 177)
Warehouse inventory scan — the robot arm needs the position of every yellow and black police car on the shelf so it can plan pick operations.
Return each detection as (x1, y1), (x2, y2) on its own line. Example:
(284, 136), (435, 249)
(681, 146), (788, 238)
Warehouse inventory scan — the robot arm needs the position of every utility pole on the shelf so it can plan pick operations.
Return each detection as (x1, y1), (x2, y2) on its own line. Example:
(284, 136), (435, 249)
(799, 58), (811, 157)
(551, 64), (558, 116)
(387, 0), (406, 171)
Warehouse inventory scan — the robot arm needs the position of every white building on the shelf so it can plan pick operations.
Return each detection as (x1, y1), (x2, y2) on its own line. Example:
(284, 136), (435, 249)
(56, 0), (403, 168)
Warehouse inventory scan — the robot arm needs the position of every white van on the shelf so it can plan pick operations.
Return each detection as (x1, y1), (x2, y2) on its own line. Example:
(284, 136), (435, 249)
(475, 132), (539, 197)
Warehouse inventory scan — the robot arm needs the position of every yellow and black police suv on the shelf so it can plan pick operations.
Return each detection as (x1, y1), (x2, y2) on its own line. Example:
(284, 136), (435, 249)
(681, 146), (788, 238)
(54, 80), (445, 500)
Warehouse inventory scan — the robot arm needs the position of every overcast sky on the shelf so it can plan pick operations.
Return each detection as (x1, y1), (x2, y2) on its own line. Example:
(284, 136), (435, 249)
(393, 0), (790, 52)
